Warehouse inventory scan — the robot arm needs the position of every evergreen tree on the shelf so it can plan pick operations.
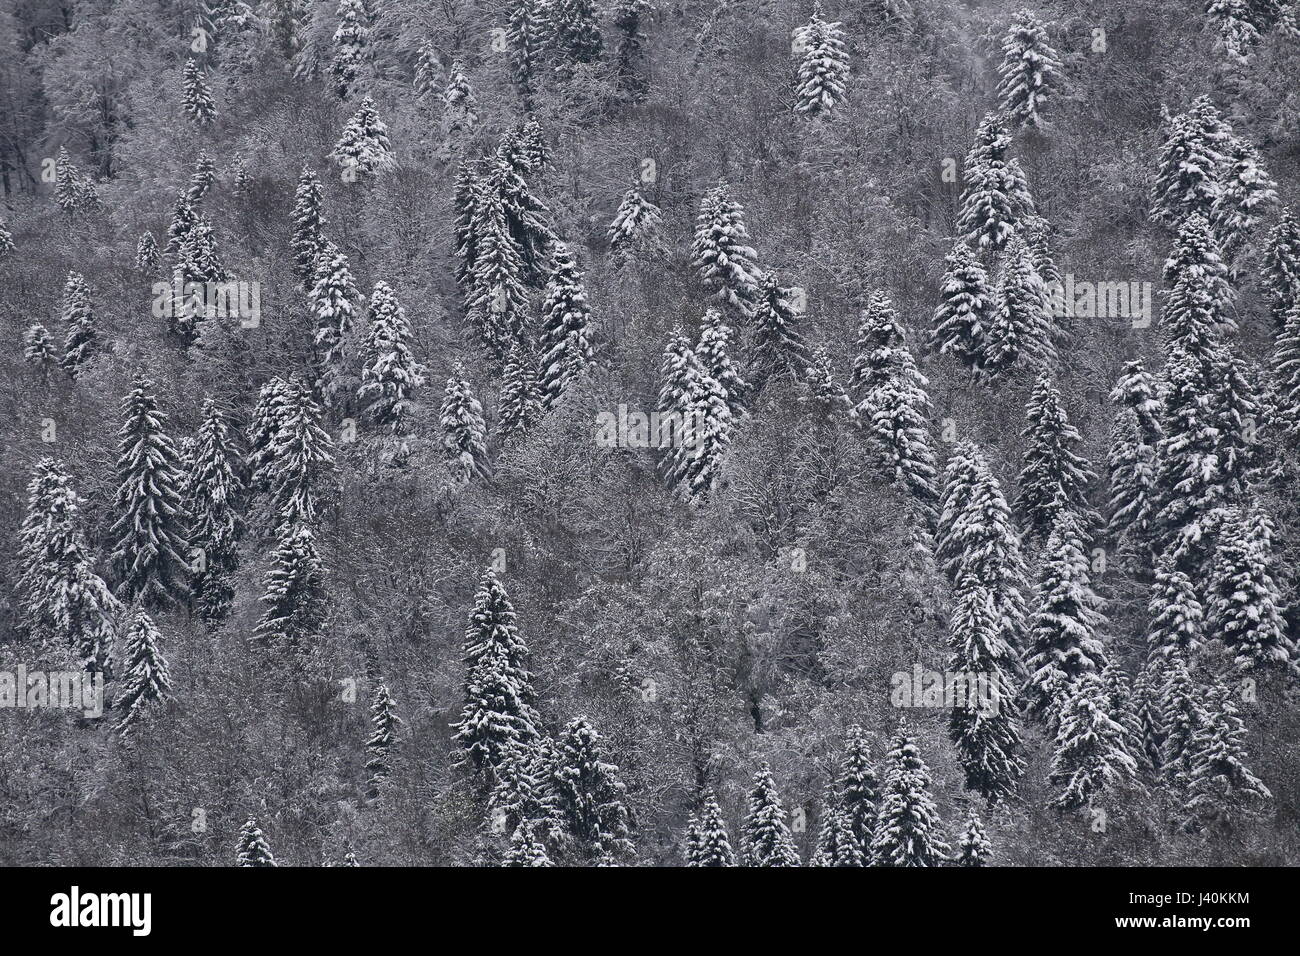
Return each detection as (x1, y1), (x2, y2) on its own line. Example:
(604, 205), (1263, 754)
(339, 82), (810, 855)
(1106, 361), (1163, 543)
(1183, 677), (1271, 831)
(165, 193), (198, 261)
(687, 789), (735, 866)
(1158, 646), (1207, 786)
(185, 400), (244, 622)
(254, 522), (327, 656)
(23, 323), (58, 380)
(235, 817), (277, 866)
(1017, 371), (1097, 538)
(1210, 137), (1277, 272)
(838, 725), (879, 857)
(551, 716), (634, 861)
(1261, 209), (1300, 326)
(691, 182), (761, 314)
(1147, 554), (1205, 658)
(955, 806), (992, 866)
(792, 5), (850, 116)
(696, 308), (746, 420)
(983, 233), (1054, 375)
(503, 821), (553, 866)
(811, 787), (864, 867)
(441, 365), (491, 482)
(247, 378), (294, 495)
(466, 183), (531, 356)
(801, 344), (857, 424)
(182, 57), (217, 125)
(453, 570), (540, 773)
(186, 151), (218, 203)
(442, 61), (478, 135)
(1208, 508), (1294, 675)
(606, 184), (663, 259)
(332, 96), (395, 178)
(506, 0), (550, 106)
(537, 242), (595, 408)
(309, 246), (359, 403)
(1162, 213), (1235, 330)
(611, 0), (651, 100)
(59, 272), (98, 379)
(550, 0), (604, 68)
(330, 0), (369, 98)
(948, 577), (1025, 803)
(741, 763), (800, 866)
(266, 380), (335, 529)
(1020, 213), (1061, 289)
(1131, 651), (1167, 774)
(135, 232), (160, 274)
(1275, 303), (1300, 438)
(870, 727), (949, 866)
(996, 9), (1060, 128)
(358, 281), (424, 431)
(291, 165), (327, 285)
(109, 374), (191, 606)
(678, 361), (735, 501)
(1150, 105), (1226, 228)
(489, 127), (555, 286)
(1023, 509), (1108, 718)
(365, 683), (401, 798)
(115, 606), (174, 738)
(497, 341), (544, 441)
(931, 239), (992, 370)
(749, 271), (812, 386)
(958, 113), (1035, 252)
(1049, 670), (1139, 812)
(0, 216), (12, 260)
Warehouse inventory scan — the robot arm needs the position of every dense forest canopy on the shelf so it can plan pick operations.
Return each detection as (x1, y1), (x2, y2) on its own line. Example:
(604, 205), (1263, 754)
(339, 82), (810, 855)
(1, 0), (1299, 867)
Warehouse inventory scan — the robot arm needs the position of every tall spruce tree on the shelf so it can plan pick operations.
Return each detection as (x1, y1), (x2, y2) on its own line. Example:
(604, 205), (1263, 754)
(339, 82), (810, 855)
(332, 97), (396, 178)
(838, 725), (879, 857)
(931, 239), (992, 370)
(59, 272), (98, 379)
(330, 0), (369, 98)
(983, 233), (1055, 375)
(792, 5), (850, 116)
(365, 683), (401, 798)
(955, 806), (992, 866)
(687, 789), (735, 866)
(497, 341), (544, 441)
(115, 606), (174, 738)
(1048, 670), (1138, 812)
(749, 272), (812, 387)
(254, 521), (327, 657)
(870, 727), (949, 866)
(691, 182), (761, 314)
(291, 165), (327, 285)
(1183, 676), (1271, 831)
(1106, 361), (1163, 544)
(266, 380), (335, 529)
(182, 58), (217, 125)
(741, 763), (801, 867)
(235, 817), (277, 866)
(358, 281), (424, 432)
(1208, 508), (1294, 675)
(537, 242), (595, 408)
(551, 716), (634, 861)
(441, 364), (491, 482)
(1017, 371), (1097, 538)
(607, 184), (664, 259)
(958, 113), (1034, 252)
(996, 9), (1060, 128)
(185, 400), (244, 622)
(811, 786), (864, 867)
(1260, 208), (1300, 326)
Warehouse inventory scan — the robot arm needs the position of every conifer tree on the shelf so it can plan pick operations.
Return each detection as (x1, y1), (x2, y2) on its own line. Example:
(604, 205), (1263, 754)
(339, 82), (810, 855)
(442, 61), (478, 135)
(948, 577), (1025, 803)
(1017, 371), (1097, 538)
(1208, 508), (1294, 675)
(332, 96), (395, 178)
(691, 182), (761, 314)
(1158, 646), (1207, 786)
(537, 242), (595, 408)
(958, 113), (1034, 252)
(254, 521), (327, 656)
(497, 341), (544, 441)
(983, 233), (1054, 375)
(503, 821), (553, 866)
(696, 308), (746, 420)
(1210, 137), (1277, 272)
(186, 152), (218, 203)
(811, 788), (864, 866)
(1183, 677), (1270, 831)
(185, 400), (244, 622)
(551, 716), (634, 860)
(441, 365), (491, 482)
(24, 324), (58, 380)
(0, 216), (12, 260)
(109, 374), (191, 606)
(1162, 213), (1235, 330)
(955, 806), (992, 866)
(1106, 361), (1163, 543)
(488, 738), (559, 844)
(687, 790), (735, 866)
(1150, 105), (1226, 228)
(413, 40), (440, 96)
(678, 361), (735, 501)
(358, 281), (424, 431)
(792, 5), (850, 116)
(488, 128), (555, 285)
(59, 272), (98, 379)
(266, 380), (335, 529)
(870, 727), (949, 866)
(741, 763), (800, 866)
(365, 683), (401, 798)
(1049, 670), (1139, 812)
(330, 0), (369, 98)
(53, 146), (82, 213)
(247, 378), (294, 495)
(749, 272), (812, 386)
(931, 240), (992, 370)
(996, 9), (1060, 128)
(550, 0), (604, 68)
(136, 232), (160, 274)
(309, 246), (359, 403)
(453, 570), (540, 773)
(165, 193), (198, 261)
(1021, 214), (1061, 289)
(838, 725), (879, 857)
(235, 817), (277, 866)
(506, 0), (549, 106)
(115, 607), (174, 738)
(1147, 554), (1205, 658)
(466, 185), (530, 357)
(182, 58), (217, 125)
(801, 344), (857, 424)
(1275, 303), (1300, 438)
(611, 0), (651, 99)
(1023, 509), (1108, 718)
(1261, 208), (1300, 326)
(1131, 652), (1166, 774)
(291, 165), (327, 285)
(606, 184), (664, 259)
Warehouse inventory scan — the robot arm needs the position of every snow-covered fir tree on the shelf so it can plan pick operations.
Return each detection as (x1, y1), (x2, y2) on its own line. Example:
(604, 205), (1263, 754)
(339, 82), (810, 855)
(135, 231), (160, 274)
(948, 576), (1025, 804)
(0, 216), (12, 259)
(1105, 360), (1163, 544)
(182, 57), (217, 125)
(235, 817), (277, 866)
(838, 725), (879, 857)
(811, 787), (864, 866)
(1208, 508), (1294, 675)
(24, 323), (58, 380)
(185, 152), (217, 203)
(115, 606), (174, 739)
(749, 271), (812, 387)
(358, 281), (424, 432)
(1210, 136), (1277, 273)
(696, 307), (746, 420)
(741, 762), (800, 866)
(164, 193), (197, 261)
(792, 5), (850, 116)
(1048, 669), (1139, 812)
(442, 61), (478, 136)
(983, 232), (1055, 375)
(691, 182), (761, 314)
(246, 378), (293, 496)
(870, 727), (949, 866)
(1023, 508), (1108, 720)
(440, 365), (491, 482)
(1017, 371), (1097, 539)
(1159, 645), (1207, 786)
(1150, 102), (1227, 228)
(254, 521), (327, 657)
(332, 96), (395, 178)
(453, 569), (540, 773)
(185, 399), (244, 622)
(364, 683), (401, 798)
(488, 126), (555, 286)
(465, 183), (531, 356)
(996, 9), (1061, 128)
(109, 374), (191, 607)
(550, 716), (634, 861)
(1261, 208), (1300, 326)
(330, 0), (369, 98)
(506, 0), (549, 107)
(800, 343), (857, 424)
(931, 239), (992, 370)
(266, 380), (335, 529)
(549, 0), (604, 69)
(1147, 553), (1205, 658)
(958, 113), (1035, 252)
(59, 272), (98, 379)
(677, 357), (735, 501)
(503, 821), (553, 866)
(606, 184), (664, 259)
(687, 789), (735, 866)
(611, 0), (651, 99)
(291, 165), (327, 285)
(955, 806), (992, 866)
(1183, 676), (1271, 831)
(308, 245), (359, 403)
(537, 242), (595, 408)
(497, 341), (544, 441)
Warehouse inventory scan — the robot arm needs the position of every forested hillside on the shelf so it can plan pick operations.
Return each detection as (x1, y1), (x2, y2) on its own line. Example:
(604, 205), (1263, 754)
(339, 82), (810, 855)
(2, 0), (1299, 867)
